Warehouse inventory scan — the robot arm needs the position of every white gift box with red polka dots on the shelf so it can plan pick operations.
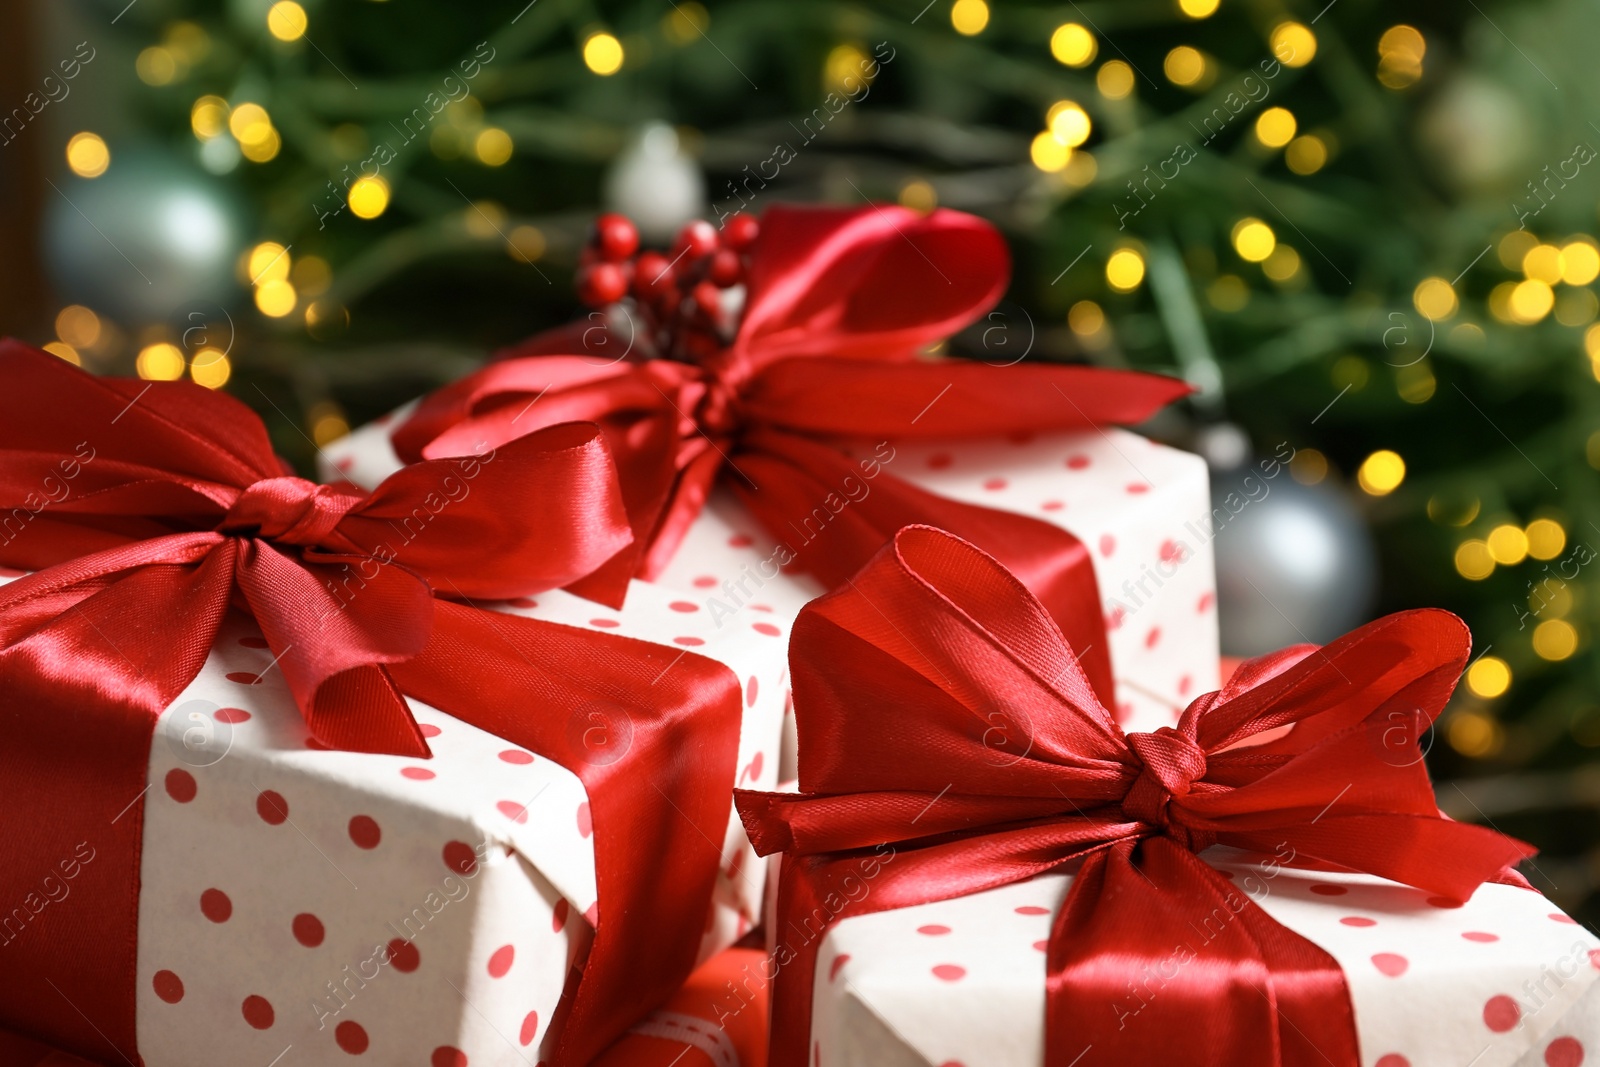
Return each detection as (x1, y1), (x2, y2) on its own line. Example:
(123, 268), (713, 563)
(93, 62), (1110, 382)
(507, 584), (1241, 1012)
(326, 412), (1222, 747)
(806, 847), (1600, 1067)
(19, 506), (795, 1065)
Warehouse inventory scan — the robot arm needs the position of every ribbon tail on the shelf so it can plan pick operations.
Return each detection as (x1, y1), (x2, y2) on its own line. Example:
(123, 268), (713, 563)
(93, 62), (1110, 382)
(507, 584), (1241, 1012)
(0, 539), (235, 1063)
(391, 602), (743, 1065)
(732, 429), (1116, 706)
(1049, 838), (1359, 1067)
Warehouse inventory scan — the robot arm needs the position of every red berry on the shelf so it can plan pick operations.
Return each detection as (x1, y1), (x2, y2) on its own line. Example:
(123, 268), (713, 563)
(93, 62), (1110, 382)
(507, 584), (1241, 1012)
(593, 213), (639, 261)
(577, 262), (628, 307)
(633, 251), (675, 297)
(674, 220), (719, 261)
(691, 280), (722, 318)
(709, 248), (743, 287)
(723, 213), (759, 251)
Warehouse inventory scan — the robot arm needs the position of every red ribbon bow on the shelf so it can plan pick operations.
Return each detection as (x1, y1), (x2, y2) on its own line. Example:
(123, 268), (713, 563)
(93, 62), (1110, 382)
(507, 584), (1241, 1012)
(735, 526), (1534, 1067)
(393, 205), (1190, 705)
(0, 341), (741, 1066)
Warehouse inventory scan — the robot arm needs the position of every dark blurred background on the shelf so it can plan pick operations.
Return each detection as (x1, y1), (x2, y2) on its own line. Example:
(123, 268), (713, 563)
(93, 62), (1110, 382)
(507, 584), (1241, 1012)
(1, 0), (1597, 920)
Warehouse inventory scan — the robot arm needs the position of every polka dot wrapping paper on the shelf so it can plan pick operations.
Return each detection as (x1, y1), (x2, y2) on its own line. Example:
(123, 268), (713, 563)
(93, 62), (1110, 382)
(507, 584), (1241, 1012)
(805, 854), (1600, 1067)
(0, 456), (793, 1065)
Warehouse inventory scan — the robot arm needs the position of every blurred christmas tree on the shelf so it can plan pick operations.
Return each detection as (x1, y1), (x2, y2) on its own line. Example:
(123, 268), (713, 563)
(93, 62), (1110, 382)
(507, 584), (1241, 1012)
(33, 0), (1600, 917)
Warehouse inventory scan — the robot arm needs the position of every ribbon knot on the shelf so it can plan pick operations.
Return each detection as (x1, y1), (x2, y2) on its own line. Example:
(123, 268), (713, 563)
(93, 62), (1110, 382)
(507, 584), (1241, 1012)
(1122, 726), (1212, 849)
(221, 476), (361, 548)
(690, 369), (745, 440)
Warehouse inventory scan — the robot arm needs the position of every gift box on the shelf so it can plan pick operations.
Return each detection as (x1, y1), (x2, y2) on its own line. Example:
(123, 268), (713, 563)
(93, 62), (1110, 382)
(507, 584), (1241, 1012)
(0, 343), (785, 1066)
(736, 526), (1592, 1067)
(369, 205), (1209, 752)
(330, 416), (1218, 743)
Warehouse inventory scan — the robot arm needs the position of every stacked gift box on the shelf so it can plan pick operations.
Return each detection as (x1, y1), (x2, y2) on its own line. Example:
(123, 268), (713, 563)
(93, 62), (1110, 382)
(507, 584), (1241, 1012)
(1, 205), (1594, 1067)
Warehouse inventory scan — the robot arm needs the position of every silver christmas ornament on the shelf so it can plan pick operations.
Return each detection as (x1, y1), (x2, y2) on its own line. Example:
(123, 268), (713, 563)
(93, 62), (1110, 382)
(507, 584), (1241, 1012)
(1210, 470), (1377, 657)
(44, 149), (246, 325)
(604, 123), (705, 243)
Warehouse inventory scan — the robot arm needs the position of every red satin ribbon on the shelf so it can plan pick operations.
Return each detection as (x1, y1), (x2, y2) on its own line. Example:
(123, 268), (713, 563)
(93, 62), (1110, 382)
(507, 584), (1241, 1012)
(734, 526), (1535, 1067)
(0, 340), (740, 1067)
(393, 205), (1191, 706)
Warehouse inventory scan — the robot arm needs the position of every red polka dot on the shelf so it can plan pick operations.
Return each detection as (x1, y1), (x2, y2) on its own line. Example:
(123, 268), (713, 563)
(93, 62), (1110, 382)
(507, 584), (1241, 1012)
(1427, 896), (1464, 908)
(918, 924), (952, 936)
(419, 722), (441, 737)
(928, 452), (953, 470)
(1066, 455), (1090, 470)
(165, 769), (196, 803)
(577, 802), (593, 838)
(1144, 627), (1162, 649)
(214, 707), (251, 724)
(753, 622), (781, 636)
(498, 749), (534, 765)
(1105, 606), (1126, 631)
(443, 841), (477, 876)
(829, 954), (851, 981)
(1375, 1057), (1409, 1067)
(348, 815), (381, 849)
(692, 575), (717, 588)
(152, 970), (184, 1003)
(508, 597), (538, 609)
(1340, 916), (1377, 927)
(674, 636), (705, 646)
(1126, 483), (1150, 494)
(497, 800), (529, 824)
(226, 671), (262, 685)
(931, 964), (966, 982)
(1015, 905), (1049, 916)
(1463, 931), (1499, 943)
(669, 600), (699, 613)
(1177, 674), (1193, 697)
(552, 898), (569, 933)
(519, 1011), (540, 1047)
(386, 938), (420, 973)
(1551, 913), (1580, 924)
(590, 618), (620, 628)
(1589, 949), (1600, 970)
(293, 913), (324, 947)
(1197, 592), (1215, 613)
(335, 1020), (368, 1054)
(1098, 534), (1115, 557)
(1033, 940), (1049, 952)
(728, 534), (755, 548)
(1041, 500), (1064, 511)
(257, 789), (288, 824)
(239, 636), (270, 649)
(982, 477), (1007, 491)
(400, 767), (435, 780)
(487, 944), (515, 978)
(1310, 884), (1348, 896)
(1483, 994), (1520, 1032)
(1159, 540), (1185, 564)
(432, 1048), (468, 1067)
(242, 994), (275, 1029)
(746, 676), (760, 707)
(1371, 953), (1408, 977)
(200, 888), (232, 923)
(1547, 1036), (1585, 1067)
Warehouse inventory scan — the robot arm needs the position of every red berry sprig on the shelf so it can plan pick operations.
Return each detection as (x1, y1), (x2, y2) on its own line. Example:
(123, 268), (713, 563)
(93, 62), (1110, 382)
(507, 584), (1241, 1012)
(574, 212), (760, 364)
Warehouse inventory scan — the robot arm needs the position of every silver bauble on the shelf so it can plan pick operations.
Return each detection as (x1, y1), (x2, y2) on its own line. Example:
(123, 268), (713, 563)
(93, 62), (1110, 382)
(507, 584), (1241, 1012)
(1211, 471), (1378, 657)
(603, 123), (705, 243)
(44, 150), (246, 324)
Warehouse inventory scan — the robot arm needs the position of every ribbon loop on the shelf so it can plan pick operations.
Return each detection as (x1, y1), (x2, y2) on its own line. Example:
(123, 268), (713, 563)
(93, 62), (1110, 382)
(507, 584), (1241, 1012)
(222, 475), (360, 547)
